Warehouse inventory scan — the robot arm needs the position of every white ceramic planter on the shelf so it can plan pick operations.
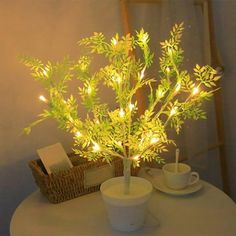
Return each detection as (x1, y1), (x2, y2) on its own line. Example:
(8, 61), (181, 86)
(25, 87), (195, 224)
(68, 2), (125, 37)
(100, 176), (153, 232)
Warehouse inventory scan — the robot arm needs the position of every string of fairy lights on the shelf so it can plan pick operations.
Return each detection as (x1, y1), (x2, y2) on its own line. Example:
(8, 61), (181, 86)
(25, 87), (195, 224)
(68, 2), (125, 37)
(32, 25), (214, 166)
(38, 62), (201, 163)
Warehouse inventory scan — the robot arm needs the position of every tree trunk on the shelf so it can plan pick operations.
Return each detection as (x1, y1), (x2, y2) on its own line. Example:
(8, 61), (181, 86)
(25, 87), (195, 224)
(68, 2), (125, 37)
(123, 157), (131, 194)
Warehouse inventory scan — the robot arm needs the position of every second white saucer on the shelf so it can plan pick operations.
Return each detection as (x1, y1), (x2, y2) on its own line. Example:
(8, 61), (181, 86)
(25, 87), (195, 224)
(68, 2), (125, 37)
(154, 174), (203, 196)
(143, 168), (203, 196)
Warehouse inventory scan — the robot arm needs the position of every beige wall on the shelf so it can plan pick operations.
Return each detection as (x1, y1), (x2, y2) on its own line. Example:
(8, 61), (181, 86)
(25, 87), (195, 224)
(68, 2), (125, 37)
(213, 0), (236, 204)
(0, 1), (122, 234)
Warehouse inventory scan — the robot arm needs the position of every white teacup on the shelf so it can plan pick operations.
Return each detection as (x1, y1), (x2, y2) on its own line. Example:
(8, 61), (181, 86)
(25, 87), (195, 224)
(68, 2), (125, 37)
(162, 163), (199, 190)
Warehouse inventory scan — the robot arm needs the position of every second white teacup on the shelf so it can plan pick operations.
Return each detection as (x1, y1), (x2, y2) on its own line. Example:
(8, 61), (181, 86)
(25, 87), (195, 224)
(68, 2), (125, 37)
(162, 163), (199, 190)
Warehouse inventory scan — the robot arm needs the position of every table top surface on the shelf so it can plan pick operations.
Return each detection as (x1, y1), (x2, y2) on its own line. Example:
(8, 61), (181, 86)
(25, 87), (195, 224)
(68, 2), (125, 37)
(10, 169), (236, 236)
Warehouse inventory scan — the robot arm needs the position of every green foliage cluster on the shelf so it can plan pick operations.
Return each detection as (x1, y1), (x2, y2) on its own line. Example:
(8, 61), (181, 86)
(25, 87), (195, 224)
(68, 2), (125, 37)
(20, 23), (220, 166)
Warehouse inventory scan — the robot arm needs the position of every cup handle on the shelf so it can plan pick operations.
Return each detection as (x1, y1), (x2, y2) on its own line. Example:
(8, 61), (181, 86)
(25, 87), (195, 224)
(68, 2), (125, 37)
(188, 172), (199, 186)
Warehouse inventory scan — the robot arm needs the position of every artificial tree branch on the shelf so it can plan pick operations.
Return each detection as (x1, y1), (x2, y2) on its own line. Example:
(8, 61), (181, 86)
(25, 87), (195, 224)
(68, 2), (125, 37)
(21, 23), (221, 194)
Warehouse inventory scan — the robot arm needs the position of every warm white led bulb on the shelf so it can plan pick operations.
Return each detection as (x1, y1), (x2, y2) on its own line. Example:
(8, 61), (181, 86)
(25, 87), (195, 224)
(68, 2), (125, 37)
(112, 75), (121, 84)
(158, 90), (164, 98)
(142, 34), (148, 43)
(140, 67), (145, 80)
(42, 68), (49, 77)
(111, 38), (117, 46)
(175, 83), (181, 92)
(129, 103), (135, 111)
(39, 95), (47, 103)
(75, 131), (82, 137)
(166, 67), (170, 74)
(117, 76), (122, 84)
(117, 141), (122, 146)
(133, 155), (140, 161)
(150, 137), (159, 145)
(92, 142), (101, 152)
(170, 107), (178, 116)
(87, 86), (92, 94)
(68, 116), (74, 122)
(119, 108), (125, 118)
(192, 87), (199, 95)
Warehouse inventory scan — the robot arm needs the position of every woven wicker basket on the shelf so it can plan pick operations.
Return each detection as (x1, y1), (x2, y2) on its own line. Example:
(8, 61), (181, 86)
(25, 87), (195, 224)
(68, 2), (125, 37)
(29, 155), (138, 203)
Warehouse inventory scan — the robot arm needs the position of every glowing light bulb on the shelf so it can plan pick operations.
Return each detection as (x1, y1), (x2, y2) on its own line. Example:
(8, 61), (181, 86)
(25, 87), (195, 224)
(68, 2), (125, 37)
(111, 38), (117, 46)
(117, 76), (122, 84)
(158, 90), (164, 98)
(141, 33), (149, 43)
(129, 103), (135, 111)
(117, 141), (122, 146)
(80, 64), (86, 72)
(150, 137), (159, 145)
(92, 142), (101, 152)
(68, 116), (74, 122)
(140, 67), (145, 80)
(166, 67), (170, 74)
(175, 83), (181, 92)
(87, 86), (92, 94)
(133, 155), (140, 161)
(192, 87), (199, 96)
(140, 137), (144, 144)
(170, 107), (178, 116)
(75, 131), (82, 137)
(119, 108), (125, 118)
(42, 68), (49, 77)
(112, 75), (121, 84)
(39, 95), (47, 103)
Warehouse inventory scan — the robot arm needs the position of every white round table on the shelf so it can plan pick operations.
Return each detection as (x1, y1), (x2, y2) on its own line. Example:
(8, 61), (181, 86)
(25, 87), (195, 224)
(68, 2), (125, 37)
(10, 170), (236, 236)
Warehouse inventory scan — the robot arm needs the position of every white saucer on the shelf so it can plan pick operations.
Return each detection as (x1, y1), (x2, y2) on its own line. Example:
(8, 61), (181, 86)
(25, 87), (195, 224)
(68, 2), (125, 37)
(143, 168), (203, 196)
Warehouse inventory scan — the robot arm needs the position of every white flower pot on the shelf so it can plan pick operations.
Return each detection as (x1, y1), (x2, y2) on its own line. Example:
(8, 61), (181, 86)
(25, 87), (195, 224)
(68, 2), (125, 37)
(100, 176), (153, 232)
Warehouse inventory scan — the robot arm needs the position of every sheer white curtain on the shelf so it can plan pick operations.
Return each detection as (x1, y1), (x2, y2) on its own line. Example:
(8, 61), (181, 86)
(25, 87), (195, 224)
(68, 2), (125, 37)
(129, 0), (220, 182)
